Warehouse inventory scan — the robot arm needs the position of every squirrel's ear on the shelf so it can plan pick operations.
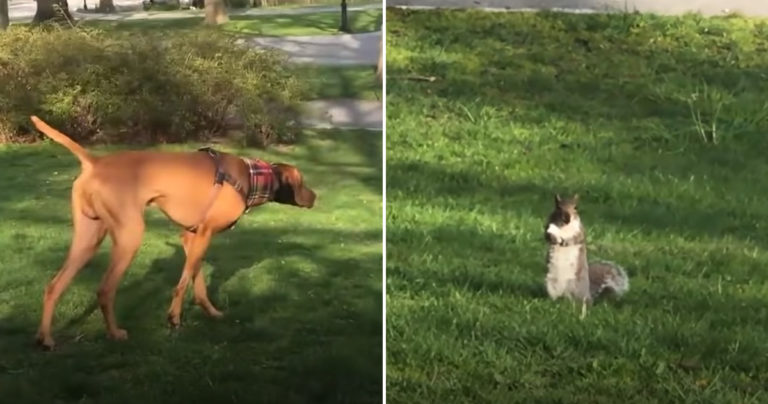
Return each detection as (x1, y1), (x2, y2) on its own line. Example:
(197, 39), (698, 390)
(572, 194), (580, 205)
(554, 194), (562, 205)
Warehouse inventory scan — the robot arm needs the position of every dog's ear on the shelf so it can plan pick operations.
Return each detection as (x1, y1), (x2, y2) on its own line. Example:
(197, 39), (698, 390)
(273, 164), (316, 208)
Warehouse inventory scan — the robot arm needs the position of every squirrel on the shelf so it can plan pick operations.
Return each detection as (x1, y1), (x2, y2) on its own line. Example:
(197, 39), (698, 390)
(543, 194), (629, 318)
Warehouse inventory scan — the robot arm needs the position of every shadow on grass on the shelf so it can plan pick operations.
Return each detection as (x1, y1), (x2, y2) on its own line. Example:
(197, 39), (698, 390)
(387, 159), (768, 245)
(348, 7), (382, 32)
(0, 146), (76, 208)
(0, 222), (382, 403)
(297, 65), (381, 100)
(265, 128), (382, 195)
(387, 156), (768, 306)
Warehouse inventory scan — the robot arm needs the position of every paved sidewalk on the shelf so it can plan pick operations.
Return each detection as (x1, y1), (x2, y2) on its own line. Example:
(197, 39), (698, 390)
(249, 32), (381, 130)
(300, 99), (382, 131)
(244, 31), (380, 66)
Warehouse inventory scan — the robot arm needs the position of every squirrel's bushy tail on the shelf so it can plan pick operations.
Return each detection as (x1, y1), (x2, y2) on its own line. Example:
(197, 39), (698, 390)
(589, 261), (630, 298)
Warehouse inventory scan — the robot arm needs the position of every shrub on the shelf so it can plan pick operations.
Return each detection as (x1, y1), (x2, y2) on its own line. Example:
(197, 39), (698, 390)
(0, 26), (305, 146)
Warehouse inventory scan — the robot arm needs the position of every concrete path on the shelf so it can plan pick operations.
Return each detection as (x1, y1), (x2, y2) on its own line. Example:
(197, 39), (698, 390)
(243, 31), (380, 66)
(248, 32), (381, 130)
(387, 0), (768, 16)
(300, 99), (381, 131)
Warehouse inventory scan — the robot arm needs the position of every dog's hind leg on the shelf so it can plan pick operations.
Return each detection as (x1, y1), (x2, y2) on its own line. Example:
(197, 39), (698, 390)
(96, 211), (144, 341)
(168, 227), (214, 328)
(37, 186), (107, 350)
(180, 231), (223, 319)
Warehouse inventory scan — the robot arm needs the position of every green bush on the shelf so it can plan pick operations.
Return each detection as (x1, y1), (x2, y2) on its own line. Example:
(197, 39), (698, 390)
(0, 27), (305, 146)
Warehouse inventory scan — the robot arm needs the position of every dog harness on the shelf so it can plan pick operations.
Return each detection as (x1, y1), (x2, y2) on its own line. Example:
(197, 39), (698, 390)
(186, 147), (276, 233)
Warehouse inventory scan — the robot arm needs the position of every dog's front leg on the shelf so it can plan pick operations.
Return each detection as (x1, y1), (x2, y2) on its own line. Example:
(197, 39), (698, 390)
(193, 268), (223, 318)
(180, 231), (223, 319)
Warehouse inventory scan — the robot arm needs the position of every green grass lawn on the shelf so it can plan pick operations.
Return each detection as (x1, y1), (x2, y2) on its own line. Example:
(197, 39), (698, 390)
(387, 8), (768, 403)
(82, 8), (382, 36)
(298, 65), (381, 100)
(0, 129), (382, 403)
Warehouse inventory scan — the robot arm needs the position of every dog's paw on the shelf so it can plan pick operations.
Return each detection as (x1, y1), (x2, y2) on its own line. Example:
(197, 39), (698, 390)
(167, 313), (181, 329)
(35, 333), (55, 351)
(109, 328), (129, 341)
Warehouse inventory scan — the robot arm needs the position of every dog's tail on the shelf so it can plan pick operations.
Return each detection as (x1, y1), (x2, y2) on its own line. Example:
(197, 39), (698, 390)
(30, 116), (94, 171)
(589, 260), (629, 298)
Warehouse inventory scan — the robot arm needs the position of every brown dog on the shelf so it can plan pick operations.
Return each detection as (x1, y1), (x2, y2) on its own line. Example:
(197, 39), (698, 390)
(29, 116), (316, 350)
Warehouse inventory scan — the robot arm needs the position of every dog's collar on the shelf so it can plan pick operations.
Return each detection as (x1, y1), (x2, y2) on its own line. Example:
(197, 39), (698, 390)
(242, 158), (276, 209)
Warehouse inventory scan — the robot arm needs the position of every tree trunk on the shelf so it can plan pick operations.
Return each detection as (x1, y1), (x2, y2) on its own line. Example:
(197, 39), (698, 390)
(339, 0), (349, 33)
(204, 0), (228, 25)
(97, 0), (116, 12)
(33, 0), (74, 23)
(0, 0), (9, 31)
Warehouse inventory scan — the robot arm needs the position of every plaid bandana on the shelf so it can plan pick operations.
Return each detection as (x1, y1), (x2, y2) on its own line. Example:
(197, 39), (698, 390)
(243, 158), (275, 209)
